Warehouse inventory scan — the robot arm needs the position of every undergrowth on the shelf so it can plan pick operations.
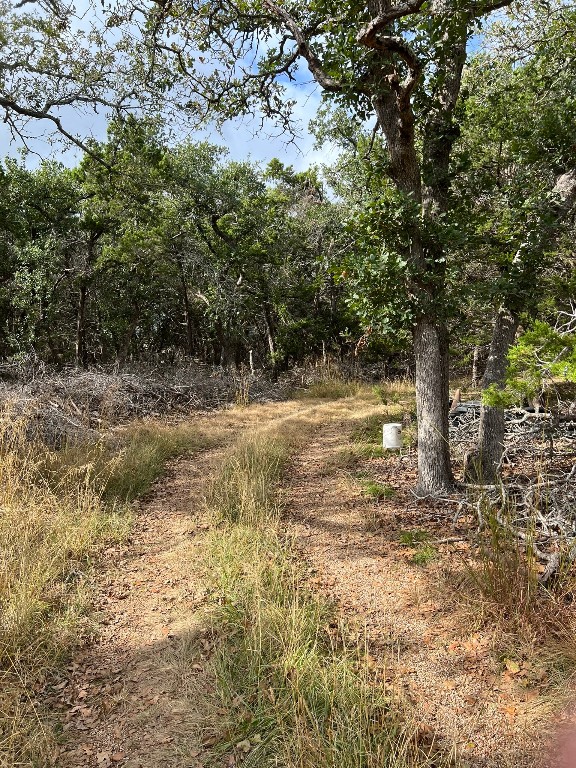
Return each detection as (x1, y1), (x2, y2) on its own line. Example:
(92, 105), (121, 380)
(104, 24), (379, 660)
(451, 507), (576, 702)
(0, 412), (129, 767)
(0, 409), (215, 765)
(201, 424), (446, 768)
(299, 378), (362, 400)
(49, 420), (216, 501)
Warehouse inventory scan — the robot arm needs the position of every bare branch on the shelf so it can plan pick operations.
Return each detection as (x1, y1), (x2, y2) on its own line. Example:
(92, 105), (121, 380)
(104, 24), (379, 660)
(0, 96), (113, 168)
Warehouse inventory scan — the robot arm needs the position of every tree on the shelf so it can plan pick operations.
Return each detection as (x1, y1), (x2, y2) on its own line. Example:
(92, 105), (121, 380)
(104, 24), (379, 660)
(450, 3), (576, 481)
(0, 0), (137, 158)
(122, 0), (516, 493)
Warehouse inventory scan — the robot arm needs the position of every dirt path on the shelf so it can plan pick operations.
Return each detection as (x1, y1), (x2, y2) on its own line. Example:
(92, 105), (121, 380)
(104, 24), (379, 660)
(46, 400), (549, 768)
(51, 449), (222, 768)
(283, 421), (542, 768)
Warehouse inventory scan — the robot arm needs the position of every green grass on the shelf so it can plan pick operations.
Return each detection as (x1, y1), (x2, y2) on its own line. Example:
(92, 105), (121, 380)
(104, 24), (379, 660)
(360, 479), (397, 501)
(399, 530), (430, 547)
(411, 545), (437, 567)
(398, 531), (436, 566)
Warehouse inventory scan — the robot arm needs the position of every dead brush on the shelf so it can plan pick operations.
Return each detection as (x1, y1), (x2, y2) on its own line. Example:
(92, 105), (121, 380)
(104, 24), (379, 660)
(470, 504), (540, 617)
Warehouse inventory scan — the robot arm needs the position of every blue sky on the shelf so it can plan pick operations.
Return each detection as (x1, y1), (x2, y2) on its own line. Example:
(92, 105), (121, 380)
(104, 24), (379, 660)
(0, 60), (339, 172)
(0, 1), (492, 173)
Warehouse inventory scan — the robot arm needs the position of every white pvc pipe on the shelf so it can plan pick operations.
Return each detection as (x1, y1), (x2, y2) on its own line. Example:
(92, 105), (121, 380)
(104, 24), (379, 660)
(383, 422), (403, 450)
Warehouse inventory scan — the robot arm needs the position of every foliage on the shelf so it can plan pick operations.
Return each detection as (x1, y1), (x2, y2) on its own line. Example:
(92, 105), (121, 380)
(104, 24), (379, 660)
(0, 120), (357, 369)
(483, 320), (576, 406)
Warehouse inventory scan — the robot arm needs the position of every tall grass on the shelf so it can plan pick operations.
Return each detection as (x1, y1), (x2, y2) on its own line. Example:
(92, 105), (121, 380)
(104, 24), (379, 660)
(0, 412), (129, 766)
(206, 433), (288, 525)
(0, 409), (214, 765)
(48, 420), (216, 502)
(201, 427), (441, 768)
(299, 379), (362, 400)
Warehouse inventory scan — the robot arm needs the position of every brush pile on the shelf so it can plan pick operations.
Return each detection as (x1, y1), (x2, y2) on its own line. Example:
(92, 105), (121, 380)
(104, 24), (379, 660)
(0, 363), (293, 447)
(448, 399), (576, 580)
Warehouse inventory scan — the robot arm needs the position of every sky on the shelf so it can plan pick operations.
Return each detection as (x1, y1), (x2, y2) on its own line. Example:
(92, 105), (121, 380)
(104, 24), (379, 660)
(0, 36), (340, 174)
(0, 1), (491, 174)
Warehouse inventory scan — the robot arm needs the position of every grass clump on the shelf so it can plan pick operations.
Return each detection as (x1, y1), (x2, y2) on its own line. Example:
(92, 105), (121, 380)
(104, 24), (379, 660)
(399, 530), (430, 547)
(300, 378), (361, 400)
(0, 411), (129, 766)
(206, 433), (289, 525)
(398, 531), (436, 566)
(360, 480), (397, 501)
(201, 425), (442, 768)
(49, 420), (216, 502)
(205, 525), (412, 768)
(411, 545), (437, 567)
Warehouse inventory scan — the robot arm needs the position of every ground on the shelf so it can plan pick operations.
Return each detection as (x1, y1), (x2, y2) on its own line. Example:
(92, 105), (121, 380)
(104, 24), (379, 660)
(43, 396), (567, 768)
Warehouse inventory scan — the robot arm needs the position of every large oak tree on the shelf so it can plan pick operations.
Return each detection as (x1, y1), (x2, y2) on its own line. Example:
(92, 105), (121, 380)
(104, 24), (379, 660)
(123, 0), (513, 493)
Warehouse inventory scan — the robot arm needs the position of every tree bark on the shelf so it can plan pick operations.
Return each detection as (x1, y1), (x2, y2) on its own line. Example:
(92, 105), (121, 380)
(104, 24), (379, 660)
(471, 345), (480, 388)
(117, 310), (139, 368)
(414, 319), (453, 494)
(75, 283), (88, 369)
(263, 303), (279, 381)
(464, 309), (519, 483)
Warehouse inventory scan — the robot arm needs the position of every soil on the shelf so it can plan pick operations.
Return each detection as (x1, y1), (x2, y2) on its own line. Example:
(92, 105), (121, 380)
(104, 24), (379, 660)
(45, 399), (565, 768)
(48, 448), (221, 768)
(282, 422), (545, 768)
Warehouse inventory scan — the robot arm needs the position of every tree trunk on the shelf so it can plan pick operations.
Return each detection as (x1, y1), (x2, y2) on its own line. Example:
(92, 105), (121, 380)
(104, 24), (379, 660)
(464, 309), (519, 483)
(263, 303), (278, 381)
(177, 259), (195, 357)
(471, 345), (480, 388)
(368, 10), (467, 494)
(414, 318), (454, 494)
(117, 311), (139, 368)
(75, 283), (88, 369)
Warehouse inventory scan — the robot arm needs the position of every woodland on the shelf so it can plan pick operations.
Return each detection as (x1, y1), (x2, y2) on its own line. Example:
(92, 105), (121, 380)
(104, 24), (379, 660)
(0, 1), (576, 767)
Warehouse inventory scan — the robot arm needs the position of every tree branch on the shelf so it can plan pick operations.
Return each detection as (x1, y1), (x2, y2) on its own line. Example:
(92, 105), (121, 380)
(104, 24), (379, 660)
(262, 0), (343, 93)
(357, 0), (427, 48)
(0, 96), (113, 168)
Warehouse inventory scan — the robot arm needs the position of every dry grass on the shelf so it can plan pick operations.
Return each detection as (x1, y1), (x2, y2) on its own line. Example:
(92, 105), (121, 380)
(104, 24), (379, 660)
(0, 407), (219, 765)
(0, 410), (130, 767)
(47, 420), (217, 502)
(297, 378), (363, 400)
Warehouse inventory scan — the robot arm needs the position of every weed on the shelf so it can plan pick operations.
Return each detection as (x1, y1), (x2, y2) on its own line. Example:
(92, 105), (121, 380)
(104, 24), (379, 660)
(399, 530), (430, 547)
(360, 480), (397, 501)
(411, 545), (437, 567)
